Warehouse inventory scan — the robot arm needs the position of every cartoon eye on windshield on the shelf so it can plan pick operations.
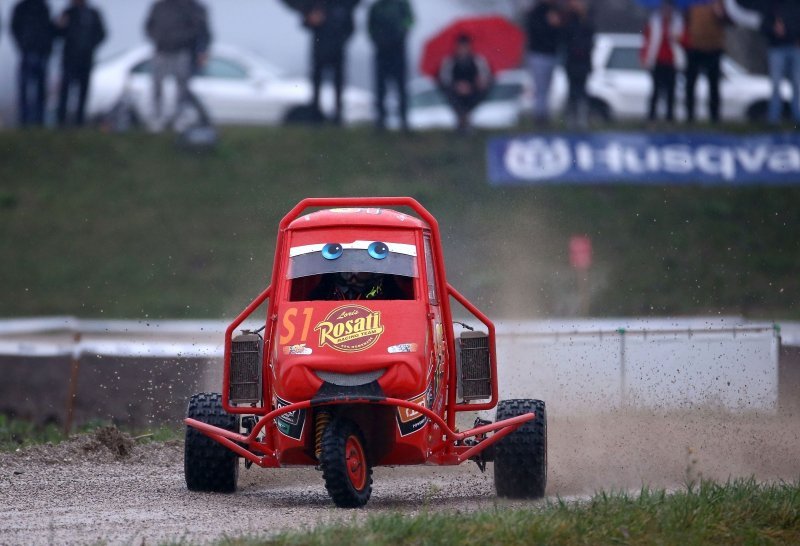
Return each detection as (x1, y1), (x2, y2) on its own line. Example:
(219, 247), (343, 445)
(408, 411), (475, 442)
(368, 242), (389, 260)
(321, 243), (343, 260)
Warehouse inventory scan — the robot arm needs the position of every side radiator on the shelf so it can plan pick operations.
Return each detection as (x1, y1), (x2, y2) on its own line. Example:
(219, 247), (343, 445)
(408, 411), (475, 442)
(229, 333), (263, 405)
(457, 331), (492, 401)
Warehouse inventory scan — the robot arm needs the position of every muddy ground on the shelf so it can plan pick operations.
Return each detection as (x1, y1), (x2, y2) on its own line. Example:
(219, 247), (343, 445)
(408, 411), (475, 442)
(1, 411), (799, 546)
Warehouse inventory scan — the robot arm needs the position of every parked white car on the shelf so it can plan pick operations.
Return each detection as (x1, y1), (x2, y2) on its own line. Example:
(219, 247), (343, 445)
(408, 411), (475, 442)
(565, 33), (787, 123)
(86, 44), (374, 126)
(407, 33), (784, 129)
(406, 70), (533, 130)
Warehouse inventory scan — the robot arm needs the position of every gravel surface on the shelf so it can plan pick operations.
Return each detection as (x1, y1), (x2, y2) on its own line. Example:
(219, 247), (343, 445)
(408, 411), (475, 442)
(1, 412), (798, 545)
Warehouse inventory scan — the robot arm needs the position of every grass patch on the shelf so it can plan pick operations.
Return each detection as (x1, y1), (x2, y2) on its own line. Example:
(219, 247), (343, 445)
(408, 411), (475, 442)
(0, 414), (181, 451)
(1, 127), (799, 319)
(213, 479), (800, 546)
(0, 414), (64, 451)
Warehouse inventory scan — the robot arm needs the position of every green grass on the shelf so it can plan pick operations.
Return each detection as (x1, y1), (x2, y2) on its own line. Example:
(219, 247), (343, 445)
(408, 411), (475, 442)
(0, 414), (64, 451)
(208, 479), (800, 546)
(1, 126), (799, 319)
(0, 414), (181, 451)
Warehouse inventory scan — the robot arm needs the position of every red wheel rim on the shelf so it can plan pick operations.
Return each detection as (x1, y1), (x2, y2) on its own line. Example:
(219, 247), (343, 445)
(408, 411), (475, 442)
(345, 435), (367, 491)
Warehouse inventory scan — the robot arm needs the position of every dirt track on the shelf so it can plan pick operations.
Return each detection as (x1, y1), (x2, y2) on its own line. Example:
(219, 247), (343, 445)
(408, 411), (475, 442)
(1, 411), (799, 546)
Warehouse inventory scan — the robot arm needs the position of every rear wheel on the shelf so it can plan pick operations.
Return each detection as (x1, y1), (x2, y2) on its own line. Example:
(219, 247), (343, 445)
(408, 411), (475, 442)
(184, 392), (239, 493)
(494, 399), (547, 498)
(320, 417), (372, 508)
(588, 98), (612, 126)
(747, 101), (769, 123)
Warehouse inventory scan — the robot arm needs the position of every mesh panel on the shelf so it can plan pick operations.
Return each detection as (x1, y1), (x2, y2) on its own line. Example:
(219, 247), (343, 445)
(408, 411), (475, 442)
(459, 332), (491, 400)
(229, 334), (262, 404)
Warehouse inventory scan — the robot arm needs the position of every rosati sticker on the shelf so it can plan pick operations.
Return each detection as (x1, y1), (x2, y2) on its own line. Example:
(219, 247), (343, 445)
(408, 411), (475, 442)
(396, 392), (429, 437)
(314, 304), (385, 353)
(275, 396), (306, 441)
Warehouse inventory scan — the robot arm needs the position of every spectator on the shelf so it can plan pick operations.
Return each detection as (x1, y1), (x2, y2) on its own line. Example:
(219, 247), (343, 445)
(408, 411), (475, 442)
(524, 0), (563, 126)
(641, 1), (684, 123)
(683, 0), (726, 124)
(145, 0), (212, 131)
(303, 0), (359, 125)
(190, 1), (211, 76)
(368, 0), (414, 131)
(562, 0), (595, 130)
(761, 0), (800, 125)
(11, 0), (54, 127)
(438, 34), (492, 133)
(54, 0), (106, 127)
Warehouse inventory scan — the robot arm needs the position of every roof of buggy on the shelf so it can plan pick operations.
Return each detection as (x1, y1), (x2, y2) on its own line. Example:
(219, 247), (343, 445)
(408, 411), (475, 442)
(287, 208), (429, 231)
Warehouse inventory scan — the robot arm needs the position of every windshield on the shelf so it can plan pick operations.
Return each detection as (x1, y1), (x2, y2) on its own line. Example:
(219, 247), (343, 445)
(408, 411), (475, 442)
(288, 241), (418, 302)
(288, 240), (418, 279)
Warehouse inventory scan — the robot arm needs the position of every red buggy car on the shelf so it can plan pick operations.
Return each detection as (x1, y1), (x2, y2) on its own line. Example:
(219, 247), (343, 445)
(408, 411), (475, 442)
(185, 197), (547, 507)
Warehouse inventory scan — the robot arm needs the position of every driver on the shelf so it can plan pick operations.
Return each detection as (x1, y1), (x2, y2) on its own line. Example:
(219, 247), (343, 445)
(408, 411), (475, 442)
(333, 271), (385, 300)
(311, 271), (386, 301)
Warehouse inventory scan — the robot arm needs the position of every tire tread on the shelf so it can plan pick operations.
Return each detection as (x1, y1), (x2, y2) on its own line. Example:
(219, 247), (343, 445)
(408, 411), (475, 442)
(320, 418), (372, 508)
(184, 392), (239, 493)
(494, 398), (547, 499)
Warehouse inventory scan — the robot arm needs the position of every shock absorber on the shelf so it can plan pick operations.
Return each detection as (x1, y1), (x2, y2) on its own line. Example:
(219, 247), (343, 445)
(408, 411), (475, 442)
(315, 409), (331, 460)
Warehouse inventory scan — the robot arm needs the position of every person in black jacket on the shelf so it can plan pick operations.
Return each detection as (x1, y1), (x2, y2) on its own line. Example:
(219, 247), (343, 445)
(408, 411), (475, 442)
(438, 34), (492, 133)
(303, 0), (359, 124)
(562, 0), (595, 129)
(54, 0), (106, 127)
(368, 0), (414, 131)
(11, 0), (54, 126)
(762, 0), (800, 124)
(525, 0), (563, 125)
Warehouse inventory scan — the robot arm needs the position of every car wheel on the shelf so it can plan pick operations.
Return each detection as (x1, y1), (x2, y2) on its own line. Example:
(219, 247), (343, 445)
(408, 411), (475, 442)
(184, 392), (240, 493)
(320, 417), (372, 508)
(588, 99), (612, 125)
(494, 399), (547, 499)
(283, 104), (326, 125)
(747, 101), (769, 123)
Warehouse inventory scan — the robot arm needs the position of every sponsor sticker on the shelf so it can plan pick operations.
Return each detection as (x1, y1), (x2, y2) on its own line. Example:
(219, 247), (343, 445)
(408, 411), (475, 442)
(396, 392), (429, 436)
(283, 344), (313, 355)
(275, 396), (306, 440)
(314, 305), (385, 353)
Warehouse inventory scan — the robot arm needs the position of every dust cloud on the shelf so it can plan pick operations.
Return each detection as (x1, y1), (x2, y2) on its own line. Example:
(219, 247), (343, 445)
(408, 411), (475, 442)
(548, 410), (800, 495)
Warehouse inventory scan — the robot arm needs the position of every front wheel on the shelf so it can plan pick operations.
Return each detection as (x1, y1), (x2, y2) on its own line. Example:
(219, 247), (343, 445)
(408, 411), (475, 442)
(184, 392), (239, 493)
(320, 417), (372, 508)
(494, 399), (547, 499)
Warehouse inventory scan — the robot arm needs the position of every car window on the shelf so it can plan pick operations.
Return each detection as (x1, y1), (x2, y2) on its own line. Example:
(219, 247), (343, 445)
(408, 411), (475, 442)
(131, 59), (152, 74)
(721, 57), (744, 77)
(288, 243), (418, 302)
(606, 46), (645, 72)
(129, 57), (249, 80)
(201, 58), (249, 80)
(411, 88), (447, 108)
(486, 83), (523, 103)
(288, 248), (418, 280)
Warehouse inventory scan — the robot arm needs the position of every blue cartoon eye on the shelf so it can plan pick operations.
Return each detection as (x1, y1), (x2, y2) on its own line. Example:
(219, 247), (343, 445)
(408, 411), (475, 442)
(322, 243), (343, 260)
(368, 242), (388, 260)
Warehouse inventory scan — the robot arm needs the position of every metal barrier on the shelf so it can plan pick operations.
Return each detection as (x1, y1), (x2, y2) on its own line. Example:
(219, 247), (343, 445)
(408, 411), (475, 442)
(0, 317), (789, 427)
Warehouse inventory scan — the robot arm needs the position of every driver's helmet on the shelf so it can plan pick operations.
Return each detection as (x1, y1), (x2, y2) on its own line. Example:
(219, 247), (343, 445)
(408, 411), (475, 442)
(334, 271), (384, 300)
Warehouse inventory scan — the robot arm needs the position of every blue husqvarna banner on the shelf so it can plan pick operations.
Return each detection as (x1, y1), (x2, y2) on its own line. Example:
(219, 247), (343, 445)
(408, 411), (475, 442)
(487, 133), (800, 186)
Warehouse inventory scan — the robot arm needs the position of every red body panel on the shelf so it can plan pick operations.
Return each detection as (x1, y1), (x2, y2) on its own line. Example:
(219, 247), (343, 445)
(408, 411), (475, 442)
(191, 198), (525, 469)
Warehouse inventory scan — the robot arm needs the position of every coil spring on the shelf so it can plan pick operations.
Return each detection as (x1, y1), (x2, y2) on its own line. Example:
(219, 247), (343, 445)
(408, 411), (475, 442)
(314, 410), (331, 460)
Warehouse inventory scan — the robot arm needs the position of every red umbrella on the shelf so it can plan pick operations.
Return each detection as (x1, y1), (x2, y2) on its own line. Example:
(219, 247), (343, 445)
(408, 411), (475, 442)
(420, 16), (526, 78)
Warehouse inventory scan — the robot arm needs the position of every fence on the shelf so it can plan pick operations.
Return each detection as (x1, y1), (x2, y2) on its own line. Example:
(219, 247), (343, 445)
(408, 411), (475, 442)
(0, 316), (790, 427)
(492, 318), (781, 415)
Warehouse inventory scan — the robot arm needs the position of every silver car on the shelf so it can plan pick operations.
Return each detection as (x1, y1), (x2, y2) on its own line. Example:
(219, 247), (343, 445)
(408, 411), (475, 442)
(86, 43), (374, 127)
